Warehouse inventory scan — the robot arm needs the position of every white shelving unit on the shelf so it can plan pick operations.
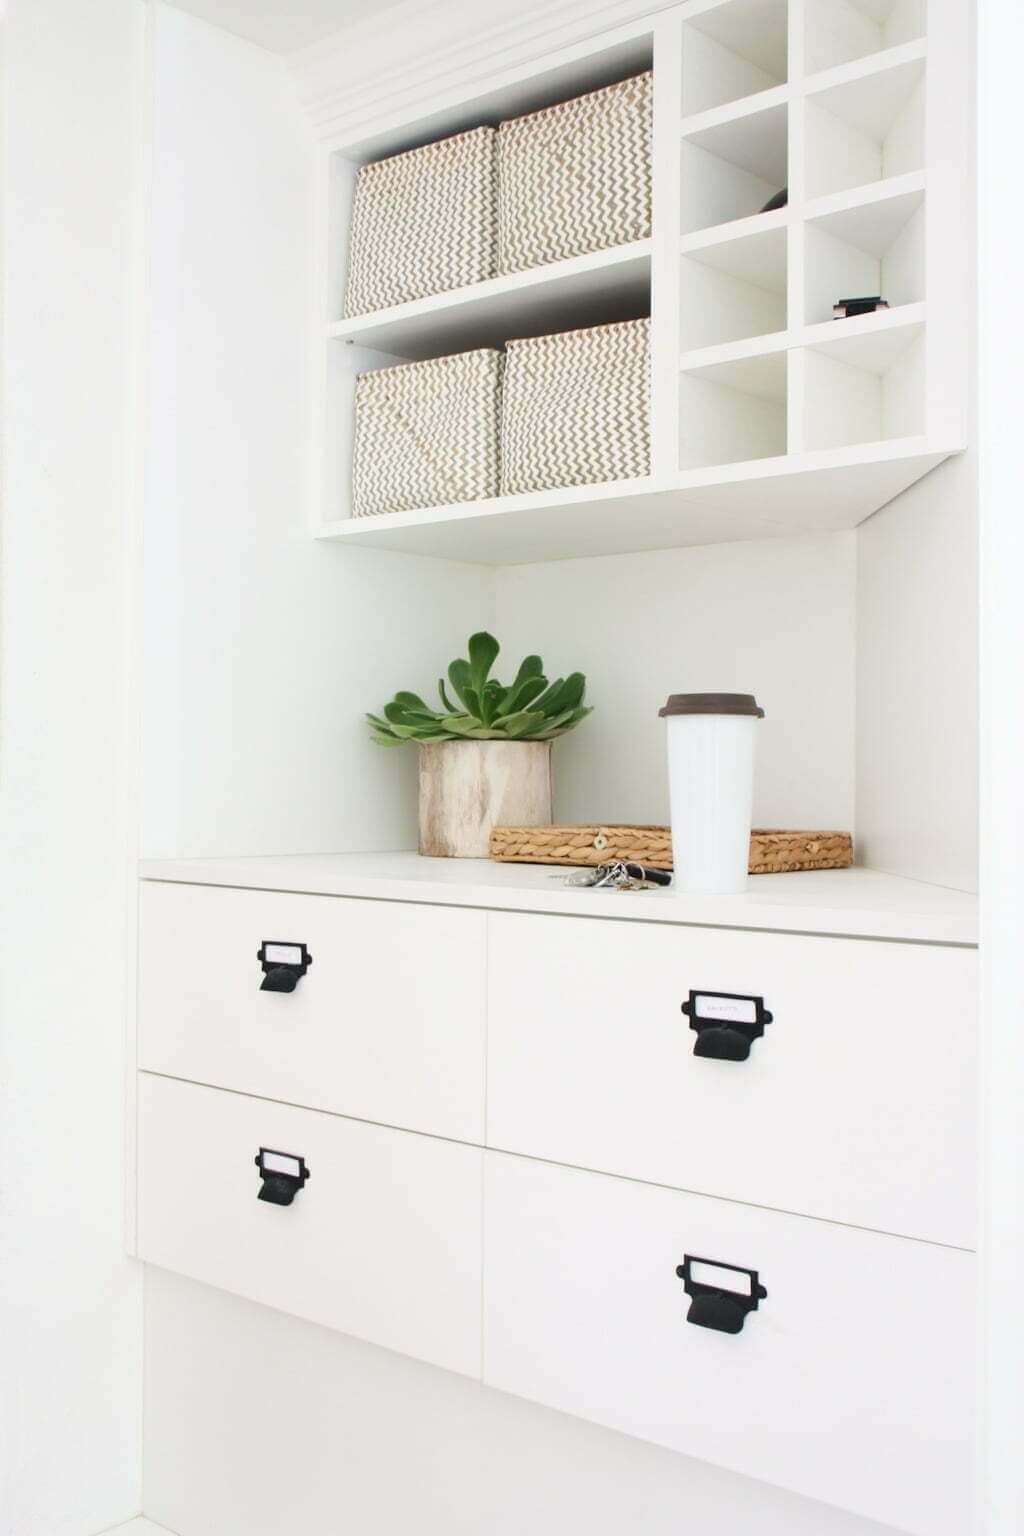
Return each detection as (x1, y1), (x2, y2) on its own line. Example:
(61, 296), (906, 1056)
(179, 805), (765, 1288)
(312, 0), (966, 565)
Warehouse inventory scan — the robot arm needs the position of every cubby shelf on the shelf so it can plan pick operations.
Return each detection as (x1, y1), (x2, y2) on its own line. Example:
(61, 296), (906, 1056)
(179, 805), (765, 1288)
(680, 301), (925, 373)
(327, 240), (652, 360)
(314, 440), (959, 565)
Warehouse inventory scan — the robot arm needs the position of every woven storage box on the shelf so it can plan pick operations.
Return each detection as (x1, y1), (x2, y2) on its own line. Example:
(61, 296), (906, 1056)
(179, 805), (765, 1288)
(497, 72), (652, 274)
(344, 126), (497, 318)
(490, 825), (854, 874)
(501, 317), (650, 495)
(352, 349), (503, 517)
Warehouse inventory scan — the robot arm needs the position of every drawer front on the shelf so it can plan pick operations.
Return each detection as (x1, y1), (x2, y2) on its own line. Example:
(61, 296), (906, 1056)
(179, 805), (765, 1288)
(487, 913), (976, 1246)
(138, 881), (485, 1142)
(483, 1151), (973, 1536)
(137, 1072), (483, 1376)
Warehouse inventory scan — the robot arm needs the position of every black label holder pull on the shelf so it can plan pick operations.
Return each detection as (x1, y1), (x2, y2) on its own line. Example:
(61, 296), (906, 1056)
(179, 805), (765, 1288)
(677, 1254), (767, 1334)
(681, 989), (772, 1061)
(258, 940), (312, 993)
(255, 1147), (311, 1205)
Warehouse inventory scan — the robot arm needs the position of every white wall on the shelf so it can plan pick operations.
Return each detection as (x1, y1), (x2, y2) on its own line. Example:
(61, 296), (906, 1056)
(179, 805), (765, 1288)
(856, 451), (979, 892)
(144, 1268), (902, 1536)
(977, 3), (1024, 1530)
(496, 531), (857, 832)
(0, 1), (144, 1531)
(141, 3), (493, 862)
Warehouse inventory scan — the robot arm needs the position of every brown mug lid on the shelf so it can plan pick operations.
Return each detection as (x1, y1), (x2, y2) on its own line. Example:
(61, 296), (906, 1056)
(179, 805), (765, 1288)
(658, 692), (765, 718)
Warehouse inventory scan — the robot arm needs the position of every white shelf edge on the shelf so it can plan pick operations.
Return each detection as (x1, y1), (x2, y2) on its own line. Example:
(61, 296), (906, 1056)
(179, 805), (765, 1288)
(670, 435), (955, 490)
(678, 304), (927, 375)
(679, 331), (789, 372)
(680, 207), (790, 254)
(803, 37), (928, 102)
(317, 475), (661, 538)
(679, 82), (790, 142)
(804, 170), (926, 225)
(316, 439), (964, 530)
(801, 302), (926, 349)
(136, 854), (979, 947)
(327, 239), (652, 343)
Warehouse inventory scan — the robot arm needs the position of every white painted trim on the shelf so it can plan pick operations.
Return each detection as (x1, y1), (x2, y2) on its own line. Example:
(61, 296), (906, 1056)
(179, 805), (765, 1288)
(289, 0), (680, 141)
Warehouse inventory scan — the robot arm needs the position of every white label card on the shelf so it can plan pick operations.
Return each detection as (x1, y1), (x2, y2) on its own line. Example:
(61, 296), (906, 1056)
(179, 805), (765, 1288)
(264, 943), (303, 965)
(262, 1151), (302, 1177)
(689, 1261), (752, 1296)
(694, 993), (758, 1024)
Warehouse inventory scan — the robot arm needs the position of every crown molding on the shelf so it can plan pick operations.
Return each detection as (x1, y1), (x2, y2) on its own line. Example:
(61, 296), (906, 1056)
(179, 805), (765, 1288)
(288, 0), (679, 144)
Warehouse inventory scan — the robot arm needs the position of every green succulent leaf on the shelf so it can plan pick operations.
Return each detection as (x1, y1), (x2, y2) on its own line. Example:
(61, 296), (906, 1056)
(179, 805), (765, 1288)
(467, 631), (500, 695)
(498, 709), (548, 737)
(393, 690), (434, 715)
(479, 678), (504, 727)
(531, 677), (565, 716)
(497, 671), (548, 717)
(447, 658), (477, 715)
(437, 677), (458, 714)
(440, 716), (492, 738)
(534, 705), (594, 739)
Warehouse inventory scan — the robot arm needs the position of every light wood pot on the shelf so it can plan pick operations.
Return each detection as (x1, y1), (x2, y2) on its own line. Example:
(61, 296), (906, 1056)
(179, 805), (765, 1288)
(418, 740), (553, 858)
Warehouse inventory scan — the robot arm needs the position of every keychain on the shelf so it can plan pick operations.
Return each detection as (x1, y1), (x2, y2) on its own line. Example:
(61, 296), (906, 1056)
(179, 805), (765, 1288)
(565, 860), (673, 892)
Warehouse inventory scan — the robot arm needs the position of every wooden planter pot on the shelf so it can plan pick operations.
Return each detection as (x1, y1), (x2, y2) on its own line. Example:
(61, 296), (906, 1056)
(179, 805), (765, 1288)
(418, 740), (552, 858)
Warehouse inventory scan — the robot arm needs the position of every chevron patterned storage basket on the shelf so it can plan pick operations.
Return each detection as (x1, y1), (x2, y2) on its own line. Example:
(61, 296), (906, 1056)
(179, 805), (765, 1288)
(501, 317), (650, 495)
(344, 126), (498, 318)
(497, 72), (652, 274)
(352, 349), (503, 517)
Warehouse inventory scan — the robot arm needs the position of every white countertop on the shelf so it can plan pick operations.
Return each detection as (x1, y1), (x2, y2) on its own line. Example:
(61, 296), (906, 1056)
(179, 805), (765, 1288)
(139, 852), (978, 946)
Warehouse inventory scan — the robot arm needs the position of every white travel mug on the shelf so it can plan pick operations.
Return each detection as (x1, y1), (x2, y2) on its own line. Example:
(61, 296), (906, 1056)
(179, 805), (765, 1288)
(659, 693), (765, 895)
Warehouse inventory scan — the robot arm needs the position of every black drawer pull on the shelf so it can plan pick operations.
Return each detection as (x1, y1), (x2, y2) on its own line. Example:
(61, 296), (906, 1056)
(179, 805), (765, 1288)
(255, 1147), (310, 1205)
(258, 940), (312, 993)
(677, 1254), (766, 1334)
(681, 990), (772, 1060)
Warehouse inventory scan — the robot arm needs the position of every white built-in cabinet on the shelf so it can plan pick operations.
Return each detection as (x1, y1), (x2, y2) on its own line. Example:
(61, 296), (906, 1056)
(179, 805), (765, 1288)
(312, 0), (969, 564)
(134, 858), (977, 1536)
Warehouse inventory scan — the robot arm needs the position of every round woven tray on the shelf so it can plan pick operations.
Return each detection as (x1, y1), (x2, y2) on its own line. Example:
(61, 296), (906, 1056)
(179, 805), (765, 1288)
(489, 825), (853, 874)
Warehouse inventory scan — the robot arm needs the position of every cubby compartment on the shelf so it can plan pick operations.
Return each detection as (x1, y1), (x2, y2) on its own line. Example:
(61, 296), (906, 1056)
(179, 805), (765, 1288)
(681, 0), (788, 116)
(799, 323), (924, 451)
(679, 350), (787, 469)
(805, 0), (926, 76)
(804, 183), (924, 324)
(805, 52), (924, 199)
(679, 222), (786, 351)
(680, 100), (788, 235)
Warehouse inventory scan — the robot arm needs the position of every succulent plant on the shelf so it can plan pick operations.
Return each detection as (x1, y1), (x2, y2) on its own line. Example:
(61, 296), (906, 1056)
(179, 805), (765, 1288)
(368, 631), (592, 746)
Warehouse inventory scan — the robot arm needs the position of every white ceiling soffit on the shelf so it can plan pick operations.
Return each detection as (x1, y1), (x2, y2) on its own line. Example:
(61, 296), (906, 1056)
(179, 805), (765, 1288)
(162, 0), (401, 54)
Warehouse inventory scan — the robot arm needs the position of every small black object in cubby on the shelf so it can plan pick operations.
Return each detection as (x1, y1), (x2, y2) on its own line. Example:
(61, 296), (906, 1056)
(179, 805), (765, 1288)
(833, 295), (890, 320)
(760, 187), (788, 213)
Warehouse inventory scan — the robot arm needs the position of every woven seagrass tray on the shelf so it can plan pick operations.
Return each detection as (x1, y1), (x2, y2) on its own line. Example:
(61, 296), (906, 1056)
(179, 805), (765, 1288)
(489, 825), (853, 875)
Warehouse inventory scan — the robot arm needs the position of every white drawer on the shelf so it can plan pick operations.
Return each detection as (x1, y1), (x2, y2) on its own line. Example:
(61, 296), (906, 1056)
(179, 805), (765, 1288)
(137, 1072), (483, 1377)
(138, 881), (485, 1143)
(483, 1151), (973, 1536)
(487, 913), (976, 1246)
